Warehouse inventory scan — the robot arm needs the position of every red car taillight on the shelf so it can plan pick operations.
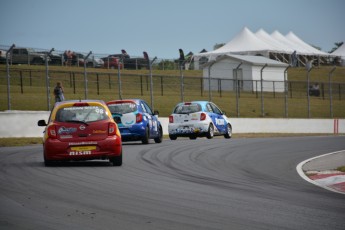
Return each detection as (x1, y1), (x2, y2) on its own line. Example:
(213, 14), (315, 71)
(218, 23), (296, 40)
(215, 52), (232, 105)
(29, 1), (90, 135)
(169, 115), (174, 123)
(108, 122), (117, 136)
(136, 113), (143, 123)
(200, 113), (206, 121)
(47, 125), (57, 139)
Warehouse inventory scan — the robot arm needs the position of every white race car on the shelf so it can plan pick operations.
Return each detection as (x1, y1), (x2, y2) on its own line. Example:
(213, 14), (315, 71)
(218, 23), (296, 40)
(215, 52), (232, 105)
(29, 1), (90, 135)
(168, 101), (232, 140)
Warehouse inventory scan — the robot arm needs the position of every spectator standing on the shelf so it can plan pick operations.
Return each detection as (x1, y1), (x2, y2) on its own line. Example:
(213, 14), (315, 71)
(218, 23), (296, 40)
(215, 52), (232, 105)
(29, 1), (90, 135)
(54, 81), (65, 102)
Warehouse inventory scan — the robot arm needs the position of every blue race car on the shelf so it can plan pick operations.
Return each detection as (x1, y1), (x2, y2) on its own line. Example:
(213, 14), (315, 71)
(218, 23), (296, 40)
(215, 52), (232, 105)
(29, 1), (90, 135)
(106, 99), (163, 144)
(168, 101), (232, 140)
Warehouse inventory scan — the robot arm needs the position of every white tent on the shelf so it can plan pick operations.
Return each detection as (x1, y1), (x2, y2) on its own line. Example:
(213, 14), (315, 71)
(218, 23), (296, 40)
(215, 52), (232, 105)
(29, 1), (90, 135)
(195, 27), (274, 60)
(193, 27), (334, 69)
(331, 43), (345, 66)
(270, 30), (311, 55)
(331, 43), (345, 57)
(285, 31), (330, 56)
(255, 29), (293, 54)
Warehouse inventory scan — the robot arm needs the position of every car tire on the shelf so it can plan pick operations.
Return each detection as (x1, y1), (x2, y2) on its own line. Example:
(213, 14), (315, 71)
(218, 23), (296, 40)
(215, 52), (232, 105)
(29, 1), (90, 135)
(142, 126), (149, 144)
(154, 125), (163, 143)
(44, 156), (55, 166)
(189, 135), (197, 140)
(110, 151), (122, 166)
(32, 58), (44, 65)
(224, 123), (232, 139)
(169, 134), (177, 140)
(206, 124), (214, 139)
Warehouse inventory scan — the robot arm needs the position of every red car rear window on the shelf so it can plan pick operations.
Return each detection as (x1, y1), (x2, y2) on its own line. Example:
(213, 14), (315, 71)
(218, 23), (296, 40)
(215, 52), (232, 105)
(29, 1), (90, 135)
(56, 105), (109, 122)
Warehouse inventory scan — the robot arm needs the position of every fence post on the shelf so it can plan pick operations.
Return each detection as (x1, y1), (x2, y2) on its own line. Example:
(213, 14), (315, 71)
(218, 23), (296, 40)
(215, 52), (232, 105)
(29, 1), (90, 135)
(6, 44), (15, 110)
(29, 70), (32, 86)
(200, 78), (203, 97)
(284, 66), (290, 118)
(207, 61), (216, 102)
(96, 74), (100, 95)
(235, 63), (242, 117)
(117, 58), (122, 100)
(45, 48), (54, 110)
(83, 51), (92, 99)
(161, 76), (163, 96)
(328, 67), (336, 118)
(307, 66), (313, 118)
(20, 71), (23, 94)
(108, 74), (111, 89)
(73, 72), (76, 94)
(260, 64), (267, 117)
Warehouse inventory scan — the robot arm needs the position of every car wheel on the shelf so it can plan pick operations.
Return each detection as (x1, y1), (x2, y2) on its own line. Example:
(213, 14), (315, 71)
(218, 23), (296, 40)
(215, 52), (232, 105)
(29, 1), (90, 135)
(110, 150), (122, 166)
(44, 155), (55, 166)
(32, 58), (44, 65)
(154, 125), (163, 143)
(206, 124), (214, 139)
(189, 135), (197, 140)
(169, 134), (177, 140)
(224, 123), (232, 139)
(142, 126), (149, 144)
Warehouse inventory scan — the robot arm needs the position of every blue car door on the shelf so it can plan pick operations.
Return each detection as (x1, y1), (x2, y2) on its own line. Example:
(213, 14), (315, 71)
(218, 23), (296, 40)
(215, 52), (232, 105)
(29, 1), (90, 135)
(141, 101), (159, 137)
(207, 103), (227, 133)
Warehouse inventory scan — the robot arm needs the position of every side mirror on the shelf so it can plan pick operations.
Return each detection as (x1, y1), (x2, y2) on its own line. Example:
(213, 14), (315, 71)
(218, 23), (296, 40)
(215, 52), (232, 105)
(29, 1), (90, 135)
(38, 120), (47, 126)
(154, 110), (159, 116)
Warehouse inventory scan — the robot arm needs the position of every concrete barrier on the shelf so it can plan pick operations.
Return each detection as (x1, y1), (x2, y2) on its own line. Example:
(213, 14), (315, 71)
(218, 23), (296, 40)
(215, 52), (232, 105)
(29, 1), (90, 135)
(0, 111), (344, 138)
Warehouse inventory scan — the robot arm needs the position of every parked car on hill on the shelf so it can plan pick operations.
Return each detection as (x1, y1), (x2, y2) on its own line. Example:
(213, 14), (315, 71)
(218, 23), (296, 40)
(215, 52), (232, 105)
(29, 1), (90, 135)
(10, 47), (49, 65)
(168, 101), (232, 140)
(0, 49), (6, 64)
(108, 49), (148, 69)
(38, 51), (63, 65)
(106, 99), (163, 144)
(37, 100), (123, 166)
(71, 53), (104, 68)
(101, 56), (123, 69)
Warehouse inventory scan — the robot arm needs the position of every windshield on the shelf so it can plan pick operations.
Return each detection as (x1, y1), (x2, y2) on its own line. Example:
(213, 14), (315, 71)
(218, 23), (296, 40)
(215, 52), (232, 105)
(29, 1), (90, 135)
(55, 105), (109, 123)
(173, 103), (202, 114)
(108, 102), (137, 114)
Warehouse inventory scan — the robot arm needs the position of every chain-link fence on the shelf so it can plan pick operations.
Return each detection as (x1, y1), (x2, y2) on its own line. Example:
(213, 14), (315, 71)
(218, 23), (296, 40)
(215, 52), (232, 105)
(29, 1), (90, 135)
(1, 66), (344, 118)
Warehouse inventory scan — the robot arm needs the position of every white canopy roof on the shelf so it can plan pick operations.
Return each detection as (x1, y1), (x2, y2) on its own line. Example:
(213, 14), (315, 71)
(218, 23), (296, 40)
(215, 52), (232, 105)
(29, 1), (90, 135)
(255, 29), (293, 53)
(285, 31), (330, 56)
(196, 27), (274, 59)
(194, 27), (333, 59)
(331, 43), (345, 57)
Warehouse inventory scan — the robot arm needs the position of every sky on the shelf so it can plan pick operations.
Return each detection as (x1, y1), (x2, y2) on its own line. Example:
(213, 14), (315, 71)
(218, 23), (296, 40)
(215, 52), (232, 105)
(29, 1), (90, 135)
(1, 0), (344, 59)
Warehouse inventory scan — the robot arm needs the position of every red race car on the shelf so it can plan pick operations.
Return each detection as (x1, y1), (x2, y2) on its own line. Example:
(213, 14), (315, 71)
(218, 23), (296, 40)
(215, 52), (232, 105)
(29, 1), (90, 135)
(38, 100), (122, 166)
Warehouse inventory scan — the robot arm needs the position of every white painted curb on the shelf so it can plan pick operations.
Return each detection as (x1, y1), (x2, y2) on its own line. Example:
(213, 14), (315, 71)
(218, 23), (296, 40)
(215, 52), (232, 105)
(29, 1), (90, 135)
(296, 150), (345, 195)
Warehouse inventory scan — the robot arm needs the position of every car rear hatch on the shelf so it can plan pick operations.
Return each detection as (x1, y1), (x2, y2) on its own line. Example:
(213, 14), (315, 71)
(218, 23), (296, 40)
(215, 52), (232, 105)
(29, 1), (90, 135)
(170, 102), (203, 124)
(55, 120), (110, 142)
(107, 101), (138, 127)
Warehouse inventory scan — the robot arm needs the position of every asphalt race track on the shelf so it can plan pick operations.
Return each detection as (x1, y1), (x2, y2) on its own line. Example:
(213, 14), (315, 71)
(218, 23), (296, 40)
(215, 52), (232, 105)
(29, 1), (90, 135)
(1, 136), (345, 230)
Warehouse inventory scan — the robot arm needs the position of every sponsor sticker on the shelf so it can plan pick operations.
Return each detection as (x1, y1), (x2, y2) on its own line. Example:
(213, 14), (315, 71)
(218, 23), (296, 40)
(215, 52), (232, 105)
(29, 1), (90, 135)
(58, 126), (77, 134)
(93, 130), (107, 134)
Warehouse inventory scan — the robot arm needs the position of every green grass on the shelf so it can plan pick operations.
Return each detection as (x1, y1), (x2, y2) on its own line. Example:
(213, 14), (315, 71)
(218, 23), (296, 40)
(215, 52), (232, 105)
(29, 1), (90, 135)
(337, 166), (345, 172)
(0, 137), (43, 147)
(0, 65), (344, 118)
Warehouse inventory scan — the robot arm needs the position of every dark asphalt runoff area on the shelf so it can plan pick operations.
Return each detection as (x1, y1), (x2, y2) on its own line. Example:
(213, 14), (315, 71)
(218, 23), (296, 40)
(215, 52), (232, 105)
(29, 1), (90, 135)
(0, 136), (345, 230)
